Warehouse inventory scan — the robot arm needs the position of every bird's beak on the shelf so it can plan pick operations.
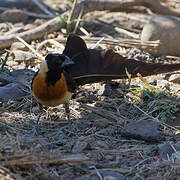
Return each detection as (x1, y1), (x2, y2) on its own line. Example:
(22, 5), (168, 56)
(62, 55), (74, 67)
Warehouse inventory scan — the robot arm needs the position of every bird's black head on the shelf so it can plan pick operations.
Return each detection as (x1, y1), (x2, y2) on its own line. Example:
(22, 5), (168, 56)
(45, 53), (74, 72)
(41, 53), (74, 85)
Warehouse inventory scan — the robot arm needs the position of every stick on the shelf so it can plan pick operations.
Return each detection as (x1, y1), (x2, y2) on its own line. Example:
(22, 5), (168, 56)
(16, 36), (44, 60)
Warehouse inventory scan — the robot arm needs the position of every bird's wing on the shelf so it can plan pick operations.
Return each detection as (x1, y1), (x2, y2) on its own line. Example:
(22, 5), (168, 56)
(63, 34), (180, 86)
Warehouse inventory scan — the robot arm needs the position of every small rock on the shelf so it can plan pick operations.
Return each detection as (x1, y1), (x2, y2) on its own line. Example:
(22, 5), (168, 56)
(31, 106), (40, 114)
(141, 15), (180, 56)
(72, 141), (89, 153)
(128, 48), (155, 63)
(95, 140), (109, 149)
(157, 79), (169, 88)
(10, 69), (35, 84)
(74, 170), (125, 180)
(34, 19), (45, 26)
(0, 23), (9, 32)
(11, 50), (37, 64)
(5, 27), (24, 35)
(121, 119), (165, 142)
(174, 141), (180, 151)
(98, 83), (112, 96)
(93, 118), (109, 128)
(1, 9), (24, 23)
(158, 142), (176, 160)
(11, 42), (29, 51)
(168, 74), (180, 84)
(105, 155), (114, 161)
(24, 24), (35, 30)
(0, 83), (26, 102)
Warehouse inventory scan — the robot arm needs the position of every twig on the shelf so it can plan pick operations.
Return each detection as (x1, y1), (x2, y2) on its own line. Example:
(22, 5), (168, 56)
(0, 7), (54, 19)
(73, 4), (84, 33)
(92, 147), (147, 154)
(0, 50), (9, 71)
(32, 0), (55, 16)
(2, 153), (90, 166)
(72, 0), (180, 19)
(16, 36), (44, 60)
(67, 0), (78, 33)
(90, 166), (103, 180)
(79, 27), (90, 36)
(0, 51), (9, 71)
(89, 37), (105, 49)
(82, 104), (118, 121)
(83, 37), (159, 47)
(115, 27), (140, 39)
(37, 39), (64, 50)
(131, 157), (152, 171)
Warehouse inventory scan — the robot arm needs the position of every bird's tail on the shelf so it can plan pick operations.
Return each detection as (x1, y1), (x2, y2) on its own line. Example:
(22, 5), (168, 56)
(63, 34), (180, 86)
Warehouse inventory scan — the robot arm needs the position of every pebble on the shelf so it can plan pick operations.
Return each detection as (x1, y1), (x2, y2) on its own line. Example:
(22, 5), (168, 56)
(158, 142), (176, 160)
(141, 15), (180, 56)
(0, 23), (9, 32)
(74, 170), (125, 180)
(0, 83), (26, 102)
(121, 119), (165, 142)
(93, 118), (109, 128)
(11, 42), (29, 51)
(98, 83), (112, 96)
(1, 9), (24, 23)
(72, 141), (89, 153)
(168, 74), (180, 84)
(11, 50), (37, 63)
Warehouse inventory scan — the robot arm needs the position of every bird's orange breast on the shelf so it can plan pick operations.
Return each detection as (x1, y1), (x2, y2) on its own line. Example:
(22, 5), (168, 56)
(32, 73), (72, 107)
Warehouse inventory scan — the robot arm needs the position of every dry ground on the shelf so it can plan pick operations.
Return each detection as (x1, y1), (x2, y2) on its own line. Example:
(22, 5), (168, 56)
(0, 0), (180, 179)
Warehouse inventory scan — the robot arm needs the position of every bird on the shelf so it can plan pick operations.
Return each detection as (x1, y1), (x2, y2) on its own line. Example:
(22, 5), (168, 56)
(31, 34), (180, 132)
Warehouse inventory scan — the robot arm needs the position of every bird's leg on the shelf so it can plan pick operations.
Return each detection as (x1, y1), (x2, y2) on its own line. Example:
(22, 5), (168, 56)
(37, 103), (43, 124)
(33, 103), (43, 135)
(64, 103), (72, 132)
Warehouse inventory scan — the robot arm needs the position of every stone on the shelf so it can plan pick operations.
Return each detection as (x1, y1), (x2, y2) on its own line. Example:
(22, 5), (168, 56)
(157, 79), (169, 88)
(5, 27), (24, 35)
(95, 140), (109, 149)
(11, 50), (37, 63)
(158, 142), (177, 160)
(1, 9), (24, 23)
(169, 74), (180, 84)
(98, 83), (112, 96)
(0, 83), (26, 102)
(0, 23), (9, 32)
(34, 19), (45, 26)
(141, 15), (180, 56)
(10, 69), (35, 84)
(99, 170), (125, 180)
(174, 141), (180, 151)
(121, 119), (165, 142)
(93, 118), (109, 128)
(72, 141), (90, 153)
(74, 170), (125, 180)
(11, 42), (29, 51)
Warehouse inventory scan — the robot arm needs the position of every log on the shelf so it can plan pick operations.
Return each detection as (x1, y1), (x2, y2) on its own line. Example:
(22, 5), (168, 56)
(0, 0), (179, 50)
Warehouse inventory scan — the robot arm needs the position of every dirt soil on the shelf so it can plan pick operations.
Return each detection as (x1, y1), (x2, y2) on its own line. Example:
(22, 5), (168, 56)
(0, 0), (180, 180)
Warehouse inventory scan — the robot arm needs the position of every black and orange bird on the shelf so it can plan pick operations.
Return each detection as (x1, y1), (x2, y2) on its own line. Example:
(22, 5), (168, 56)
(31, 34), (180, 131)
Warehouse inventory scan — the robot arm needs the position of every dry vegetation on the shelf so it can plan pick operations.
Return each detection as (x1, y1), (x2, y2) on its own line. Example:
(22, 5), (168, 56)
(0, 0), (180, 179)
